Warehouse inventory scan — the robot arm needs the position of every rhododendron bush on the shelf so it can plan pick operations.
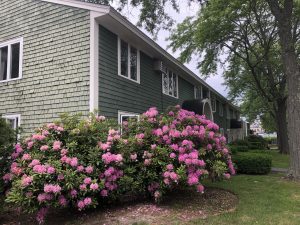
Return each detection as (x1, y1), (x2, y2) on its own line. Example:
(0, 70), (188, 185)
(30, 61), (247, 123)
(3, 107), (235, 223)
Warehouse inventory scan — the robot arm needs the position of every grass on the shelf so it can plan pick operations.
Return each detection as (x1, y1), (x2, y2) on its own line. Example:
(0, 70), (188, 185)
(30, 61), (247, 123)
(268, 151), (290, 168)
(191, 174), (300, 225)
(2, 174), (299, 225)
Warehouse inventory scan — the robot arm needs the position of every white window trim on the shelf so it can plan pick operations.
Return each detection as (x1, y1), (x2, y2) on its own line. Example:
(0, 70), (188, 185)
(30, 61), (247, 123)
(2, 114), (21, 129)
(194, 85), (203, 99)
(162, 70), (179, 99)
(219, 102), (224, 117)
(118, 110), (140, 124)
(0, 37), (23, 83)
(117, 37), (140, 84)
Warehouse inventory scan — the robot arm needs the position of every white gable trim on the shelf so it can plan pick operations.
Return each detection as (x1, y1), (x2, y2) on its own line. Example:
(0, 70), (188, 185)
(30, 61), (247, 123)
(41, 0), (110, 13)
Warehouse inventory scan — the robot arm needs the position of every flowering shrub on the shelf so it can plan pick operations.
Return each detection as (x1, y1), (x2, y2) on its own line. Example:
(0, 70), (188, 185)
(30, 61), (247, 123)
(118, 106), (235, 200)
(4, 114), (122, 223)
(3, 107), (235, 223)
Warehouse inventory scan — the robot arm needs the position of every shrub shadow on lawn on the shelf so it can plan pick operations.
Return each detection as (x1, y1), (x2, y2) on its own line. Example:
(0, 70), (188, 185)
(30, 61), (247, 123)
(0, 187), (238, 225)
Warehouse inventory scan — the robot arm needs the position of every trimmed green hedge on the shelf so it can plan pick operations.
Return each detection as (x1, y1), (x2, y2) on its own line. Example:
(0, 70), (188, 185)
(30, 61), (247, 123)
(233, 153), (272, 174)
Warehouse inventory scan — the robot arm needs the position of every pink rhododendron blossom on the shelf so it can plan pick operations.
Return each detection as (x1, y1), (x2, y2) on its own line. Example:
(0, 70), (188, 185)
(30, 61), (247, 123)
(144, 159), (151, 166)
(90, 183), (99, 191)
(77, 200), (85, 210)
(84, 177), (92, 184)
(69, 157), (78, 167)
(196, 184), (205, 193)
(47, 166), (56, 174)
(84, 197), (92, 205)
(33, 165), (47, 174)
(76, 165), (84, 172)
(58, 195), (67, 206)
(36, 207), (48, 224)
(53, 141), (62, 151)
(22, 154), (31, 161)
(57, 174), (64, 181)
(21, 175), (33, 187)
(2, 173), (12, 182)
(79, 184), (86, 191)
(223, 173), (231, 179)
(40, 145), (49, 151)
(85, 166), (94, 174)
(29, 159), (40, 167)
(100, 189), (108, 197)
(96, 115), (106, 121)
(169, 152), (176, 158)
(44, 184), (61, 193)
(27, 141), (34, 149)
(166, 164), (174, 171)
(130, 153), (137, 160)
(70, 189), (77, 198)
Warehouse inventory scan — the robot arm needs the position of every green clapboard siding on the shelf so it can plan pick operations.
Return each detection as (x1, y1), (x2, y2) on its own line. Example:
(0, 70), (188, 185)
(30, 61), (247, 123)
(98, 25), (194, 118)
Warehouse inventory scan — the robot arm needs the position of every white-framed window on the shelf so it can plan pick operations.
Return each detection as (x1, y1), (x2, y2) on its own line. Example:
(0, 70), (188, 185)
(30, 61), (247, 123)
(118, 111), (140, 125)
(219, 102), (224, 117)
(162, 69), (178, 98)
(2, 114), (21, 130)
(211, 96), (216, 112)
(194, 86), (202, 99)
(118, 37), (140, 83)
(0, 37), (23, 83)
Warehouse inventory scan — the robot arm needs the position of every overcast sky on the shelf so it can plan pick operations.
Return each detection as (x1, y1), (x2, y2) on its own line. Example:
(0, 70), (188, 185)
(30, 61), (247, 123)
(112, 1), (228, 97)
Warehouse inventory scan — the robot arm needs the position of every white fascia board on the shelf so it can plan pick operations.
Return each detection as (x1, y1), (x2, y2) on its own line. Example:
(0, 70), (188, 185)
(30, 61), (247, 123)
(41, 0), (110, 13)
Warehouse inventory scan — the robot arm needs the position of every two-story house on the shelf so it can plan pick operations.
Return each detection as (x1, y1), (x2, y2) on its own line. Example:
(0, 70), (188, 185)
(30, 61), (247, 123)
(0, 0), (243, 141)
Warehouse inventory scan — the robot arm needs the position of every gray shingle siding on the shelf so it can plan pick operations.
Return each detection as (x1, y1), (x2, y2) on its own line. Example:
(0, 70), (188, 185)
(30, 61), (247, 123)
(98, 25), (194, 118)
(0, 0), (90, 134)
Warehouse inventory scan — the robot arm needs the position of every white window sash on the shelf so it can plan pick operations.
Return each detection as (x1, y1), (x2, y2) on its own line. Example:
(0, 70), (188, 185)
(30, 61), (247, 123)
(118, 110), (140, 124)
(118, 37), (140, 84)
(162, 70), (178, 98)
(2, 114), (21, 129)
(0, 37), (23, 83)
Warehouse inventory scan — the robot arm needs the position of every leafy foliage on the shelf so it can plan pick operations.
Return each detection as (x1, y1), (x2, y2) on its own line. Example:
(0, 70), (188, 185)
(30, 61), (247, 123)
(233, 153), (272, 174)
(0, 118), (16, 194)
(3, 107), (234, 223)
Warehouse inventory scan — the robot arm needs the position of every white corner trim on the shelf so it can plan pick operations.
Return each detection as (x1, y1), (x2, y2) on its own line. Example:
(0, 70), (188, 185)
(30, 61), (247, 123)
(89, 11), (103, 113)
(41, 0), (110, 13)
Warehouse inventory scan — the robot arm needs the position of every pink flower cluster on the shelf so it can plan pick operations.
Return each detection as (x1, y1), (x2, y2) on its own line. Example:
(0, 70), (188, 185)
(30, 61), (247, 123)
(77, 197), (92, 211)
(21, 175), (33, 187)
(140, 107), (235, 193)
(44, 184), (62, 193)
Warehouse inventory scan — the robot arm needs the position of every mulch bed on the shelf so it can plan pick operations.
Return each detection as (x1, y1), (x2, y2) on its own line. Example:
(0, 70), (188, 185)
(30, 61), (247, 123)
(0, 187), (238, 225)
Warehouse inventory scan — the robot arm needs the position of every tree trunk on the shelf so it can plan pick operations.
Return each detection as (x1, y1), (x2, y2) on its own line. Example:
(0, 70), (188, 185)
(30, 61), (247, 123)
(275, 100), (289, 154)
(275, 3), (300, 178)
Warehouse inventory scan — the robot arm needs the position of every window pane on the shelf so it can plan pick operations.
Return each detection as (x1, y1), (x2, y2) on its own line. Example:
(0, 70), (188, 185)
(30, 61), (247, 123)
(130, 47), (137, 81)
(120, 40), (128, 77)
(173, 74), (177, 97)
(162, 72), (168, 94)
(0, 46), (8, 81)
(168, 71), (173, 95)
(11, 43), (20, 79)
(7, 118), (16, 129)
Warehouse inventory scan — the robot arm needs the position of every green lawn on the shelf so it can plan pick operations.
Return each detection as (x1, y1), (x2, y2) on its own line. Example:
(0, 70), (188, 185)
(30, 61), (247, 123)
(193, 174), (300, 225)
(268, 151), (290, 168)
